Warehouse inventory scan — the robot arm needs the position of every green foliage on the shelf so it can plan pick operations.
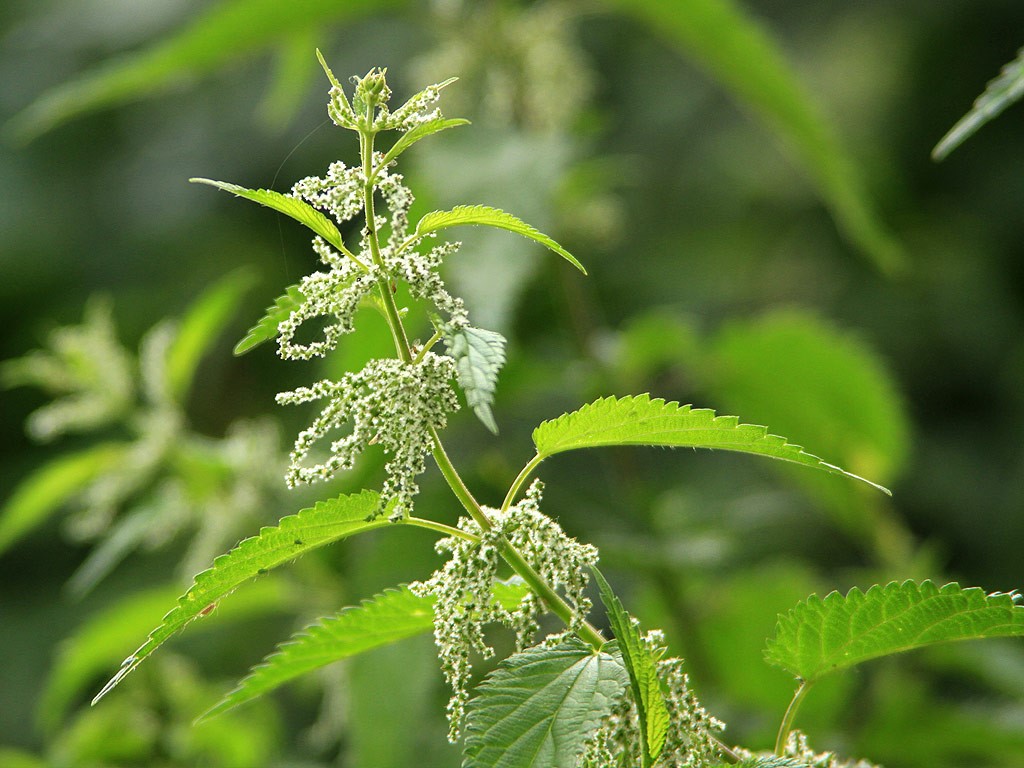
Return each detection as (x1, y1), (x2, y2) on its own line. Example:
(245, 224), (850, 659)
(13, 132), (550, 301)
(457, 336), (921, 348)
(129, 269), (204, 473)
(444, 324), (507, 434)
(462, 638), (629, 768)
(765, 580), (1024, 684)
(92, 491), (387, 703)
(378, 117), (472, 169)
(190, 178), (347, 253)
(233, 283), (305, 355)
(415, 205), (588, 274)
(593, 567), (670, 764)
(532, 394), (889, 493)
(934, 46), (1024, 160)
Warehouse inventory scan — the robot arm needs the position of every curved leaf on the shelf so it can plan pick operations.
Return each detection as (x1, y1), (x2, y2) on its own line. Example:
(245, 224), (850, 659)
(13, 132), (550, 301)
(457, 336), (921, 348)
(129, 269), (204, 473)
(378, 118), (471, 169)
(934, 46), (1024, 160)
(191, 178), (345, 252)
(92, 490), (385, 703)
(444, 325), (507, 434)
(764, 580), (1024, 684)
(532, 395), (889, 494)
(463, 638), (629, 768)
(0, 444), (127, 555)
(6, 0), (396, 141)
(609, 0), (903, 273)
(415, 205), (586, 275)
(167, 268), (255, 399)
(233, 283), (305, 356)
(593, 568), (669, 763)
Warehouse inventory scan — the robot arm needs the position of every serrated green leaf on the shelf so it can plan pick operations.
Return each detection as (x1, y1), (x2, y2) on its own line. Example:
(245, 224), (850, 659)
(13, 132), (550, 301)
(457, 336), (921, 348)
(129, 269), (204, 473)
(609, 0), (903, 273)
(6, 0), (395, 142)
(167, 268), (255, 399)
(191, 178), (345, 252)
(934, 47), (1024, 160)
(531, 395), (889, 494)
(593, 568), (669, 763)
(416, 205), (586, 275)
(491, 576), (532, 613)
(200, 587), (435, 721)
(378, 118), (470, 169)
(764, 580), (1024, 684)
(463, 638), (629, 768)
(444, 325), (507, 434)
(233, 283), (305, 356)
(92, 490), (386, 704)
(0, 444), (127, 555)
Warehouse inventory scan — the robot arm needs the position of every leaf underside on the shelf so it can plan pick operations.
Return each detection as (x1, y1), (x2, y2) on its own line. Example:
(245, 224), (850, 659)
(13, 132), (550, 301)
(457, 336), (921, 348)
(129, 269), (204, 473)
(444, 325), (507, 434)
(933, 46), (1024, 160)
(92, 491), (386, 704)
(532, 394), (889, 494)
(463, 638), (629, 768)
(191, 178), (345, 252)
(593, 568), (670, 762)
(234, 283), (305, 355)
(416, 205), (587, 275)
(764, 580), (1024, 683)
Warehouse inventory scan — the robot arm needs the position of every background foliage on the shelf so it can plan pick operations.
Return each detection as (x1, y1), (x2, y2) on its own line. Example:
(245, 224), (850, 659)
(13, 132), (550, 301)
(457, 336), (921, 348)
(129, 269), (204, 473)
(2, 1), (1024, 766)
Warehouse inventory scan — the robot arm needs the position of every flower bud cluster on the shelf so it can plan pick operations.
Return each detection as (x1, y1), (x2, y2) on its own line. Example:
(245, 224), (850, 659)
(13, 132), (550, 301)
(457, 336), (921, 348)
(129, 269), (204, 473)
(325, 65), (455, 133)
(409, 480), (597, 740)
(276, 352), (459, 517)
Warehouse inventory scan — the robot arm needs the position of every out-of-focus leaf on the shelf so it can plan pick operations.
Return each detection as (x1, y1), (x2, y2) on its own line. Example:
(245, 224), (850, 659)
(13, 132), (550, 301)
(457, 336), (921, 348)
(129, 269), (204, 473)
(7, 0), (400, 141)
(0, 444), (127, 555)
(933, 46), (1024, 160)
(609, 0), (903, 273)
(258, 29), (320, 129)
(166, 268), (255, 401)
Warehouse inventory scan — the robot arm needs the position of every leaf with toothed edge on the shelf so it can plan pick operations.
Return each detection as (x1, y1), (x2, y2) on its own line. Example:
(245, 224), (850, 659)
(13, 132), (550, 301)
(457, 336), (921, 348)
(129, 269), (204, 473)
(92, 490), (386, 704)
(765, 580), (1024, 684)
(378, 117), (470, 168)
(415, 205), (587, 275)
(532, 395), (889, 494)
(444, 325), (507, 434)
(233, 283), (305, 355)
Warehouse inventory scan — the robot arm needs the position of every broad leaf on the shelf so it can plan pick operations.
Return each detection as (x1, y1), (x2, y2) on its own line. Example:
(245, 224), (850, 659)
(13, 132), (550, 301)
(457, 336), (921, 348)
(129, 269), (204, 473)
(7, 0), (395, 141)
(415, 205), (586, 275)
(609, 0), (903, 273)
(167, 268), (255, 399)
(379, 118), (470, 169)
(233, 283), (305, 355)
(92, 490), (386, 703)
(934, 47), (1024, 160)
(593, 568), (669, 763)
(463, 638), (628, 768)
(765, 580), (1024, 684)
(444, 325), (507, 434)
(532, 395), (889, 494)
(0, 444), (127, 555)
(201, 587), (435, 721)
(191, 178), (345, 252)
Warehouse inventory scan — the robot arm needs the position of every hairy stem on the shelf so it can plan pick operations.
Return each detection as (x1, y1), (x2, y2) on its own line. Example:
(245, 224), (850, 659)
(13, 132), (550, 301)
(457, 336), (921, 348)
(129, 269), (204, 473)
(501, 453), (545, 511)
(776, 680), (812, 756)
(406, 516), (480, 543)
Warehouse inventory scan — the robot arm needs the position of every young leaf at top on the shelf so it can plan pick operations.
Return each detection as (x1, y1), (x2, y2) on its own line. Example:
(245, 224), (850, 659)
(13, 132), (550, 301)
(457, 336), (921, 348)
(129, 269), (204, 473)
(415, 205), (587, 275)
(463, 638), (629, 768)
(0, 444), (127, 556)
(530, 395), (889, 494)
(191, 178), (346, 253)
(166, 268), (255, 399)
(377, 117), (470, 170)
(593, 567), (670, 764)
(933, 46), (1024, 160)
(444, 325), (507, 434)
(233, 283), (305, 355)
(764, 580), (1024, 684)
(92, 490), (387, 704)
(201, 587), (436, 721)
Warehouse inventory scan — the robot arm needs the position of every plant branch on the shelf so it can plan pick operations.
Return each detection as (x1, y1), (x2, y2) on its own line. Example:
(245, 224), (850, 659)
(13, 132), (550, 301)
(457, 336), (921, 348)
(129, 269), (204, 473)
(776, 679), (812, 756)
(501, 452), (545, 511)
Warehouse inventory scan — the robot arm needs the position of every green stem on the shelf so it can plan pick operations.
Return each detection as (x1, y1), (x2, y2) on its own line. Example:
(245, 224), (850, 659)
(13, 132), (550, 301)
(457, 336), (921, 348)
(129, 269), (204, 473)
(406, 516), (479, 544)
(413, 328), (444, 364)
(776, 679), (812, 756)
(501, 453), (544, 511)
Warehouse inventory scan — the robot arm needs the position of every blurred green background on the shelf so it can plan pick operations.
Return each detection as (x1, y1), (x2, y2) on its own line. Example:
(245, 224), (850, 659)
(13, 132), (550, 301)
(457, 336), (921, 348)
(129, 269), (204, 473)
(3, 1), (1024, 766)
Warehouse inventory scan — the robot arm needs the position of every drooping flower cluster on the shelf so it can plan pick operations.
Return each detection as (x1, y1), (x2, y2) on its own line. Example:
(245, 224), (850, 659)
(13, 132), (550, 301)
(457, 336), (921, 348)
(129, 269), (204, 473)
(580, 629), (725, 768)
(409, 481), (598, 740)
(276, 352), (459, 516)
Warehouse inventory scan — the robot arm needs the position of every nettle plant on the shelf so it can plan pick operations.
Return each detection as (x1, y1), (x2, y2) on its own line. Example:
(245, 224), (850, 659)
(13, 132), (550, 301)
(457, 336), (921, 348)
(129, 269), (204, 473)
(91, 56), (1024, 768)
